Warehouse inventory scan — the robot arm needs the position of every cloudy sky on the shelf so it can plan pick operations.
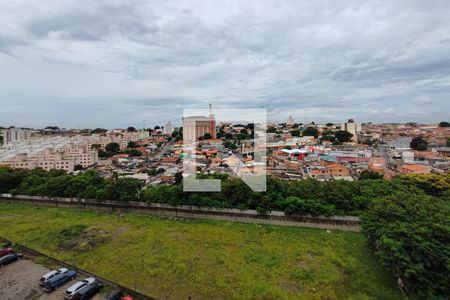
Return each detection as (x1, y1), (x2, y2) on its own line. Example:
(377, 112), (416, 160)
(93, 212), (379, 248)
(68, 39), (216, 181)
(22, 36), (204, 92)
(1, 0), (449, 128)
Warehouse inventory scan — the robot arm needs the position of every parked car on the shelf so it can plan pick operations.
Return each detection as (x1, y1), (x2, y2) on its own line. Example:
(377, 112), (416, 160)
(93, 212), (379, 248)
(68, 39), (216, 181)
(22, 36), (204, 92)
(43, 270), (77, 292)
(39, 267), (69, 286)
(103, 290), (133, 300)
(72, 282), (103, 300)
(103, 289), (123, 300)
(64, 277), (97, 299)
(0, 247), (14, 258)
(0, 253), (23, 267)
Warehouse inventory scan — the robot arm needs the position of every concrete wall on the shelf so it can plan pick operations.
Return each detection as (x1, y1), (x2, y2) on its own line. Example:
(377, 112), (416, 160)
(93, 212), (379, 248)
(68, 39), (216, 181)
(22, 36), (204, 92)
(0, 194), (361, 232)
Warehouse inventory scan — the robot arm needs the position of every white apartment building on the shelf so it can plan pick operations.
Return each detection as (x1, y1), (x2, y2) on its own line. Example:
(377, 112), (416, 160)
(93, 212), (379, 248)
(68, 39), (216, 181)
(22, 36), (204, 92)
(0, 127), (35, 145)
(3, 146), (98, 172)
(164, 121), (174, 134)
(90, 132), (143, 149)
(4, 152), (75, 172)
(287, 116), (294, 126)
(341, 119), (362, 142)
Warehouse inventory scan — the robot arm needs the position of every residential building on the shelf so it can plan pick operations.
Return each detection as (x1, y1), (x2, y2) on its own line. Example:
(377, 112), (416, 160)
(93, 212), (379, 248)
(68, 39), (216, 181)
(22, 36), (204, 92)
(341, 119), (362, 142)
(399, 164), (432, 174)
(164, 121), (174, 134)
(1, 127), (35, 145)
(182, 114), (216, 142)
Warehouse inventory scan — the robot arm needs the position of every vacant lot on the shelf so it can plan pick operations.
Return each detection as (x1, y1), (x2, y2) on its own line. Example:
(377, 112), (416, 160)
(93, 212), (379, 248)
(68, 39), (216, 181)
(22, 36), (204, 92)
(0, 202), (403, 299)
(0, 258), (103, 300)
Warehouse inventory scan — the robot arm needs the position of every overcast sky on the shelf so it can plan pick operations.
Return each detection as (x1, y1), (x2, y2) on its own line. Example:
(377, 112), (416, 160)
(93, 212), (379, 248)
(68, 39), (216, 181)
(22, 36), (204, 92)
(1, 0), (449, 128)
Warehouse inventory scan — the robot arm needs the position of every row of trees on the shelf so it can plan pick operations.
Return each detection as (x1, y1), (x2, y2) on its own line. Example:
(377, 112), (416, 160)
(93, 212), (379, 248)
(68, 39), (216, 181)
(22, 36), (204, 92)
(1, 166), (447, 216)
(0, 168), (143, 202)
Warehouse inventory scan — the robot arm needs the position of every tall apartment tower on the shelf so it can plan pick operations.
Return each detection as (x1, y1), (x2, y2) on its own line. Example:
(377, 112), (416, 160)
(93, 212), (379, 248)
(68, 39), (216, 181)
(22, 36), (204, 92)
(1, 127), (34, 145)
(208, 104), (217, 139)
(182, 104), (216, 142)
(287, 115), (294, 126)
(341, 119), (361, 142)
(164, 121), (174, 134)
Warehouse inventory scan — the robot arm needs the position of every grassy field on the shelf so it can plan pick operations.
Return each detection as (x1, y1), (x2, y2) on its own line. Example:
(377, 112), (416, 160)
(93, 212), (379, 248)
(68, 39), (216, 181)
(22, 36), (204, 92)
(0, 203), (403, 300)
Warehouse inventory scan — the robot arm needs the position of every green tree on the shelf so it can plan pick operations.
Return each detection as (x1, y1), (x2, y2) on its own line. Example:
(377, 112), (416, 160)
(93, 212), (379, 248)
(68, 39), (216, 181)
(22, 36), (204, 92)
(246, 123), (254, 130)
(438, 121), (449, 127)
(103, 178), (143, 202)
(105, 142), (120, 155)
(174, 172), (183, 184)
(0, 167), (22, 193)
(240, 129), (249, 136)
(216, 129), (225, 139)
(98, 149), (109, 158)
(203, 133), (212, 140)
(223, 140), (237, 150)
(302, 127), (319, 138)
(290, 129), (300, 137)
(410, 136), (428, 151)
(122, 149), (142, 156)
(359, 170), (383, 180)
(267, 127), (277, 133)
(334, 130), (353, 143)
(363, 194), (450, 299)
(224, 132), (233, 139)
(91, 128), (107, 134)
(74, 164), (83, 171)
(91, 144), (101, 150)
(127, 141), (138, 148)
(127, 126), (137, 132)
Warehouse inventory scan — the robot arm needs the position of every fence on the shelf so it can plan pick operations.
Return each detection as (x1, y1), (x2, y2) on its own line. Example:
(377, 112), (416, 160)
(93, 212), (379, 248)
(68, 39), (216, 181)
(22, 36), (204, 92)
(0, 236), (154, 300)
(0, 194), (361, 231)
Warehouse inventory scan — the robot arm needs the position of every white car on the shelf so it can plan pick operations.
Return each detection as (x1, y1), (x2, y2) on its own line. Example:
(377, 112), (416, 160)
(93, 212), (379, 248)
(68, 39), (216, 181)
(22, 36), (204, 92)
(64, 277), (97, 299)
(39, 267), (68, 286)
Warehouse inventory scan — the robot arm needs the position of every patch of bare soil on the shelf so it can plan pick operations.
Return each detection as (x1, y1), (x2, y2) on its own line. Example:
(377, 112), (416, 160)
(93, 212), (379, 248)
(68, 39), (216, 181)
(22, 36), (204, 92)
(58, 227), (111, 253)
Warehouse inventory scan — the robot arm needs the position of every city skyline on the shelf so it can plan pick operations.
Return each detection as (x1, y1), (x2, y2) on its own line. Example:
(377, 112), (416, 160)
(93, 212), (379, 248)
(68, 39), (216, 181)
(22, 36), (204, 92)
(1, 1), (450, 128)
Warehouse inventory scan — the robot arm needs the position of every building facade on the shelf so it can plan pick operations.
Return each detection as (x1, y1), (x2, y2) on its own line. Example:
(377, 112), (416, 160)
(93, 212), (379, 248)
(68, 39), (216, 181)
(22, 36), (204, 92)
(341, 119), (362, 142)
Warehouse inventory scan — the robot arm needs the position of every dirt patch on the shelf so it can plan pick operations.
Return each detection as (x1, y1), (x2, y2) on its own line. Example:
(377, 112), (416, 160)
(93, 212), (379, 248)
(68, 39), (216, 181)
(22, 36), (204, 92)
(58, 226), (111, 253)
(279, 281), (305, 294)
(0, 259), (104, 300)
(113, 226), (130, 237)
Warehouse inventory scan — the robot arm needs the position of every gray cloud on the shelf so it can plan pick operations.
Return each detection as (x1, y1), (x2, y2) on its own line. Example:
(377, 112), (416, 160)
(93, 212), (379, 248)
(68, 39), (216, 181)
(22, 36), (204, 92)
(0, 0), (449, 128)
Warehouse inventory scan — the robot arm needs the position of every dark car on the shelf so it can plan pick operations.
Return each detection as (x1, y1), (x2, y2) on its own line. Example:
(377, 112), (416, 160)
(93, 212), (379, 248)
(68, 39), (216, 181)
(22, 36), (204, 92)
(0, 253), (23, 267)
(73, 282), (103, 300)
(0, 247), (14, 258)
(103, 289), (123, 300)
(43, 270), (77, 292)
(102, 289), (133, 300)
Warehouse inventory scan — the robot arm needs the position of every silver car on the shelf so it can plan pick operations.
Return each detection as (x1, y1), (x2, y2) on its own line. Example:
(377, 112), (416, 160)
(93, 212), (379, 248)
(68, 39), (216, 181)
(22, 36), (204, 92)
(64, 277), (97, 299)
(39, 267), (68, 286)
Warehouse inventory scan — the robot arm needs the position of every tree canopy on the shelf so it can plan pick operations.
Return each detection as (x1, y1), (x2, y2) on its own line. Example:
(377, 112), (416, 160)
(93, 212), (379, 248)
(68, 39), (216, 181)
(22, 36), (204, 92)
(410, 136), (428, 151)
(334, 130), (353, 143)
(363, 193), (449, 299)
(359, 170), (384, 180)
(302, 126), (319, 138)
(105, 142), (120, 156)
